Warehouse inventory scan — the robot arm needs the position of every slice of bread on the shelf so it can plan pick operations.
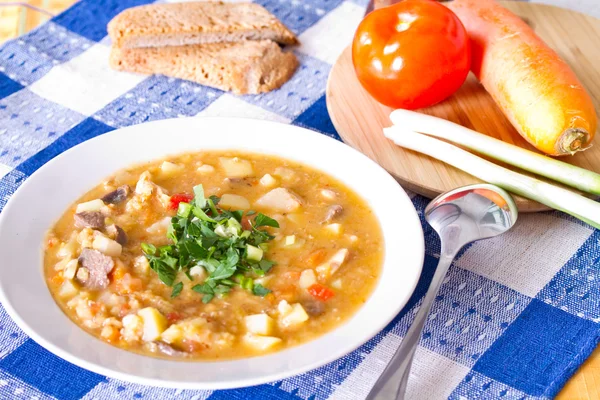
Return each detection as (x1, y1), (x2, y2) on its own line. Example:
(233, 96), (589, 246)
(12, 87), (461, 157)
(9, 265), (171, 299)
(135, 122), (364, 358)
(109, 40), (298, 95)
(108, 2), (298, 48)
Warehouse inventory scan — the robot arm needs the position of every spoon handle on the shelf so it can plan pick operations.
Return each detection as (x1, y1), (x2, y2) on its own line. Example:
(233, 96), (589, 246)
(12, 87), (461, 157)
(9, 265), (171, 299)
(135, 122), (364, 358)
(366, 253), (455, 400)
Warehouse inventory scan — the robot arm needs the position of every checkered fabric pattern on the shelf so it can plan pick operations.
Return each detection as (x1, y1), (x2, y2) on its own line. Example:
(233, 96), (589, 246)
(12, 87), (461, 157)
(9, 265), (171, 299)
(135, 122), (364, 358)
(0, 0), (599, 399)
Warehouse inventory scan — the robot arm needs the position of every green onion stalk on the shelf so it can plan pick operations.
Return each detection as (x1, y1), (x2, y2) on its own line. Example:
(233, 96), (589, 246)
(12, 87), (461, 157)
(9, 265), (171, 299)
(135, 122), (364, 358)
(384, 127), (600, 230)
(389, 109), (600, 196)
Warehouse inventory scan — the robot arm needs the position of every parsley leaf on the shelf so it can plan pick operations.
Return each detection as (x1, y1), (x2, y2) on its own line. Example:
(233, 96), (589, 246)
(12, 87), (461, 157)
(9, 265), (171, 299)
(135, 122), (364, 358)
(254, 213), (280, 228)
(253, 284), (272, 296)
(258, 259), (276, 273)
(231, 210), (243, 222)
(155, 261), (176, 286)
(171, 282), (183, 298)
(192, 283), (213, 294)
(211, 261), (237, 280)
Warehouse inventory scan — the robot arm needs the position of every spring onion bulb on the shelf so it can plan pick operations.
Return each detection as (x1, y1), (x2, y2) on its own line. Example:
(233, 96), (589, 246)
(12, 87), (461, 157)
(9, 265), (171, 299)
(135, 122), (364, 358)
(389, 109), (600, 196)
(384, 126), (600, 229)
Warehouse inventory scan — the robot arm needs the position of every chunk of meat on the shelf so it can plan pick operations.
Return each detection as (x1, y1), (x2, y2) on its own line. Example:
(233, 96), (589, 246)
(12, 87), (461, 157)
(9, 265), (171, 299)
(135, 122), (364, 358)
(155, 342), (188, 357)
(255, 188), (302, 212)
(101, 185), (131, 204)
(302, 300), (325, 316)
(323, 205), (343, 223)
(74, 211), (105, 229)
(106, 224), (127, 246)
(78, 248), (115, 290)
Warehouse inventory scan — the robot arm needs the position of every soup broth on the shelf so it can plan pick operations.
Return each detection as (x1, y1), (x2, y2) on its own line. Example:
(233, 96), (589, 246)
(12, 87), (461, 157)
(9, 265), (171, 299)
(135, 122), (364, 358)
(44, 151), (383, 360)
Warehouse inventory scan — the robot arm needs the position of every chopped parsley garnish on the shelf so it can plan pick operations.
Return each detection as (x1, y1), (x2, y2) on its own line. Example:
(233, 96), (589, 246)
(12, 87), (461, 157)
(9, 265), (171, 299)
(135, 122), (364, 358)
(253, 284), (272, 297)
(171, 282), (183, 298)
(254, 213), (279, 228)
(142, 184), (279, 302)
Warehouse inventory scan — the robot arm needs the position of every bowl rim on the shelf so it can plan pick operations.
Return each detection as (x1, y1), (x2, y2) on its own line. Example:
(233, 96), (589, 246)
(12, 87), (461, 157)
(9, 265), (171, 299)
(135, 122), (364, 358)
(0, 117), (424, 389)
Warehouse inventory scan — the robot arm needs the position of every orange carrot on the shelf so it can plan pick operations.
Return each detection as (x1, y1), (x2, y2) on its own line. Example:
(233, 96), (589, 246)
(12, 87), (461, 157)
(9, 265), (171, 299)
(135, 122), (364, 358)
(447, 0), (597, 156)
(305, 249), (327, 267)
(104, 328), (121, 343)
(51, 275), (64, 286)
(110, 264), (127, 281)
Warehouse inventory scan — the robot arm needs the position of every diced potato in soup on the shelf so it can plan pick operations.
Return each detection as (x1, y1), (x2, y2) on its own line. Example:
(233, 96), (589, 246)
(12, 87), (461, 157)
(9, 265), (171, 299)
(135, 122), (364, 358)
(44, 151), (383, 360)
(138, 307), (167, 341)
(160, 161), (184, 177)
(255, 188), (303, 212)
(219, 194), (250, 210)
(219, 157), (254, 177)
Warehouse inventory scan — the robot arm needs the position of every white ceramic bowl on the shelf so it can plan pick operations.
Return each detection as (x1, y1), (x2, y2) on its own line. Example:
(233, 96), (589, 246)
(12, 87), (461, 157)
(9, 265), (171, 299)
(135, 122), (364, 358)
(0, 117), (424, 389)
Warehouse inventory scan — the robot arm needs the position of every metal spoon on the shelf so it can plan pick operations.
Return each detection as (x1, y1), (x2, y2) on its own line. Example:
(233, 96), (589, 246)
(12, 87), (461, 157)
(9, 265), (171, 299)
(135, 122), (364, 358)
(367, 184), (518, 400)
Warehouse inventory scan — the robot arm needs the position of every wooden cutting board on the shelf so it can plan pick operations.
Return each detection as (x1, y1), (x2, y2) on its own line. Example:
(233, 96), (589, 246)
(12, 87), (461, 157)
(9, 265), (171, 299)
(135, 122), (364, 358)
(326, 1), (600, 212)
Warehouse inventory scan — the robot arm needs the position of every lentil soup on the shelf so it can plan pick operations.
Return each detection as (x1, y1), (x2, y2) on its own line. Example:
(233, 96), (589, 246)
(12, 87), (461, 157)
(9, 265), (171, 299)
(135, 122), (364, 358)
(44, 151), (384, 360)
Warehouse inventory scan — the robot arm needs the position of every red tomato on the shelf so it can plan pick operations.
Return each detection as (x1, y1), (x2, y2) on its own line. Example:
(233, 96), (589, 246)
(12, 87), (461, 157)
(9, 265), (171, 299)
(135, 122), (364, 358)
(307, 284), (335, 301)
(168, 193), (193, 210)
(352, 0), (471, 109)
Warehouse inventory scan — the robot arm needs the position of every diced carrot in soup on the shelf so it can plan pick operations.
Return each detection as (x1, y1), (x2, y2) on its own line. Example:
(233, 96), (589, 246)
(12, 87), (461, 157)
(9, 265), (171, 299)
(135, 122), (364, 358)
(305, 249), (327, 267)
(51, 275), (64, 286)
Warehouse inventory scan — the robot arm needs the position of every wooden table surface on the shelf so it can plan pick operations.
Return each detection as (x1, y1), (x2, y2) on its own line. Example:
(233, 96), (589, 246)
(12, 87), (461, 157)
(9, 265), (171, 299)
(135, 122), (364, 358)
(0, 0), (598, 398)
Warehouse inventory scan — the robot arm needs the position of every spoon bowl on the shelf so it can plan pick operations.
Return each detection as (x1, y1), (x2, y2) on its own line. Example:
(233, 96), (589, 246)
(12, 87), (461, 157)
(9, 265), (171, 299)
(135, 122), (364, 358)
(426, 185), (518, 257)
(367, 184), (518, 400)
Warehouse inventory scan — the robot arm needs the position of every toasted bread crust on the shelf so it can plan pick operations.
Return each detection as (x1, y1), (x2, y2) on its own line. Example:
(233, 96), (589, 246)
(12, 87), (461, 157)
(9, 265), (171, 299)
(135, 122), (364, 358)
(108, 2), (298, 48)
(109, 41), (298, 95)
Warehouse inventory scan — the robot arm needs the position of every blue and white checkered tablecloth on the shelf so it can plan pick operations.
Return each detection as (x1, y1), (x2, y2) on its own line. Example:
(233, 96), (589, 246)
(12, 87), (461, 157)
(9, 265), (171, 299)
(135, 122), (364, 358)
(0, 0), (599, 399)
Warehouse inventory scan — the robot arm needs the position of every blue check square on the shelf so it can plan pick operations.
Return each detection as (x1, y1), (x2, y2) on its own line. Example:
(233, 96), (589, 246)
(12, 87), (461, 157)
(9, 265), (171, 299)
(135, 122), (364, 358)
(0, 169), (27, 212)
(95, 76), (223, 128)
(293, 95), (340, 140)
(53, 0), (151, 43)
(0, 73), (23, 100)
(0, 89), (85, 168)
(0, 339), (106, 400)
(255, 0), (344, 35)
(0, 40), (53, 86)
(450, 371), (538, 400)
(0, 299), (28, 358)
(537, 230), (600, 321)
(402, 267), (532, 367)
(20, 23), (95, 64)
(473, 298), (600, 397)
